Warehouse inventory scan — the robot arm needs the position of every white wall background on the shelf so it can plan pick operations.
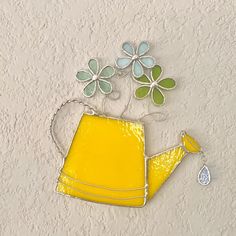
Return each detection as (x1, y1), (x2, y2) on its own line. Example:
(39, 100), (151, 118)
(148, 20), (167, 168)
(0, 0), (236, 235)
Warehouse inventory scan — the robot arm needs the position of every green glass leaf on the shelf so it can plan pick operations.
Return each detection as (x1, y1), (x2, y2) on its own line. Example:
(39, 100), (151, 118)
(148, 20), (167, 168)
(151, 87), (165, 105)
(133, 74), (151, 84)
(135, 86), (151, 99)
(98, 79), (112, 94)
(99, 66), (115, 78)
(158, 78), (176, 90)
(76, 70), (92, 82)
(83, 81), (96, 97)
(88, 59), (99, 74)
(151, 65), (162, 81)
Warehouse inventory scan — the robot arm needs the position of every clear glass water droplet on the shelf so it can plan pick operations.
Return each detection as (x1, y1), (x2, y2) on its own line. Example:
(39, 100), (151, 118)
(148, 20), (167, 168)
(198, 165), (211, 186)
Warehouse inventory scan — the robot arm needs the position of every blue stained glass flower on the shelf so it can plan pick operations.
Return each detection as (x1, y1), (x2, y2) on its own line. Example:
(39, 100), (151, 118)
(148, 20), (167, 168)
(116, 41), (156, 78)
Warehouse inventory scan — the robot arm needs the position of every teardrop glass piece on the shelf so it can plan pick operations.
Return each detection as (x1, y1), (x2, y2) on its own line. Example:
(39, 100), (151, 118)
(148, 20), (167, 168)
(198, 165), (211, 186)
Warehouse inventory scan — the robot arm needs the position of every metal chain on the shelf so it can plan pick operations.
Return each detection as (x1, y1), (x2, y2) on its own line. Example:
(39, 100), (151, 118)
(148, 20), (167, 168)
(49, 99), (96, 158)
(199, 150), (207, 164)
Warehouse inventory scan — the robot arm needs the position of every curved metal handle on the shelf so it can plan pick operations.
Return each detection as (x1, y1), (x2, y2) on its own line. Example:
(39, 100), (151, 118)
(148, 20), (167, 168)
(49, 99), (96, 157)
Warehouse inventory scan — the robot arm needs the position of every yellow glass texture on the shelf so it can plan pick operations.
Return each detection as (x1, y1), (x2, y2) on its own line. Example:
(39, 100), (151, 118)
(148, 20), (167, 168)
(147, 132), (201, 199)
(57, 113), (146, 207)
(181, 132), (201, 153)
(148, 146), (186, 199)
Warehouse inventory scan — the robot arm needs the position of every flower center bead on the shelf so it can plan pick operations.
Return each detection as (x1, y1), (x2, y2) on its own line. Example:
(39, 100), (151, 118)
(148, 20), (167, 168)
(132, 54), (139, 60)
(92, 75), (99, 81)
(150, 81), (157, 88)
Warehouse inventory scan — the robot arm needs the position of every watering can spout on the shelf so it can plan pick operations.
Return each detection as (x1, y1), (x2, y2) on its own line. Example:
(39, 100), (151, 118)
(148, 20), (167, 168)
(147, 131), (201, 200)
(180, 131), (201, 153)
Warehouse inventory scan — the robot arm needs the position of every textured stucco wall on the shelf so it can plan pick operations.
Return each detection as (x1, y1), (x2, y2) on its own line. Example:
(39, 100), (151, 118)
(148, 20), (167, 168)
(1, 0), (236, 235)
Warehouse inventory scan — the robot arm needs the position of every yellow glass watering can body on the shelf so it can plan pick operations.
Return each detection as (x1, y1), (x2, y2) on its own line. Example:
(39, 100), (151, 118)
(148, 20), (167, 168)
(57, 113), (201, 207)
(57, 113), (147, 207)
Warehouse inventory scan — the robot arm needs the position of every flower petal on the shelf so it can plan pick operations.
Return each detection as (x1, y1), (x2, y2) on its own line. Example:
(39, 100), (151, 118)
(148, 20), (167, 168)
(88, 59), (99, 74)
(135, 86), (151, 99)
(99, 66), (115, 79)
(116, 57), (132, 69)
(151, 87), (165, 105)
(151, 65), (162, 81)
(137, 41), (150, 56)
(133, 74), (151, 84)
(76, 70), (92, 82)
(139, 56), (156, 69)
(132, 60), (144, 77)
(158, 78), (176, 90)
(122, 42), (135, 56)
(83, 81), (97, 97)
(98, 79), (112, 94)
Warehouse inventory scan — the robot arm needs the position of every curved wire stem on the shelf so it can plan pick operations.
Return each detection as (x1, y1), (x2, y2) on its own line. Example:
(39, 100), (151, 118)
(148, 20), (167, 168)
(120, 71), (133, 119)
(140, 111), (168, 123)
(101, 68), (132, 118)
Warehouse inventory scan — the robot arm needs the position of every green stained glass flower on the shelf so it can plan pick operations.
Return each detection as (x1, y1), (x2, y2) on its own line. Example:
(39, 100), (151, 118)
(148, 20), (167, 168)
(76, 59), (115, 97)
(133, 65), (176, 106)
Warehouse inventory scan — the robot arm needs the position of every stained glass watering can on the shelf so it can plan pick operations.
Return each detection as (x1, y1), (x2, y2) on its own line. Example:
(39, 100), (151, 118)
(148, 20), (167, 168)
(55, 107), (202, 207)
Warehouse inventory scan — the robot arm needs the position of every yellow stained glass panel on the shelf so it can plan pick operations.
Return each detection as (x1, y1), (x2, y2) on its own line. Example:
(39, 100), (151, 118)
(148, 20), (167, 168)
(148, 147), (186, 199)
(57, 113), (146, 207)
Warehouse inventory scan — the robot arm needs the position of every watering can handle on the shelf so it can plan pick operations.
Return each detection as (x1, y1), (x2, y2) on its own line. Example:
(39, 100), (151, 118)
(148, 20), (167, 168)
(49, 99), (96, 157)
